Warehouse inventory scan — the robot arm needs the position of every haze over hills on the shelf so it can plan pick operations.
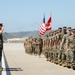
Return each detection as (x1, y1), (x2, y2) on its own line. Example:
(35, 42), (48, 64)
(3, 30), (52, 41)
(3, 30), (39, 40)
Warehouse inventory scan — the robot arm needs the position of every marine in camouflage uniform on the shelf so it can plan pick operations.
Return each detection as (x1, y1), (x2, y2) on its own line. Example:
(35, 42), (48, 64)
(60, 27), (72, 66)
(56, 27), (62, 63)
(34, 38), (40, 56)
(53, 30), (59, 64)
(66, 29), (75, 68)
(35, 35), (43, 57)
(42, 35), (46, 55)
(44, 34), (50, 61)
(27, 37), (33, 54)
(52, 31), (57, 62)
(32, 38), (37, 55)
(24, 38), (28, 53)
(58, 27), (67, 65)
(38, 36), (43, 58)
(48, 32), (53, 62)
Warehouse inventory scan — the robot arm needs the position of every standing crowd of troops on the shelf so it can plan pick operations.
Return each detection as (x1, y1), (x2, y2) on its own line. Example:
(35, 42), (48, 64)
(24, 26), (75, 70)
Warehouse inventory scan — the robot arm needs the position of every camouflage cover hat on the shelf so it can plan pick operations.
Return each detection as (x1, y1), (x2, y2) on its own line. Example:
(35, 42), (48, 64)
(63, 26), (66, 29)
(56, 30), (59, 33)
(58, 27), (62, 30)
(58, 28), (62, 32)
(72, 29), (75, 32)
(67, 27), (71, 30)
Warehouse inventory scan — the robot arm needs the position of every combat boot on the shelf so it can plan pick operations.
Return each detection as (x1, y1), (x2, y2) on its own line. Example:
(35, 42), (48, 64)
(49, 59), (51, 62)
(59, 61), (62, 66)
(53, 59), (56, 63)
(51, 60), (54, 63)
(72, 63), (75, 70)
(54, 59), (59, 64)
(62, 62), (67, 67)
(48, 58), (51, 62)
(67, 62), (71, 68)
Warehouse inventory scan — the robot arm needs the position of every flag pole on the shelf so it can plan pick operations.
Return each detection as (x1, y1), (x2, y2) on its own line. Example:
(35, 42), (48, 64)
(50, 11), (52, 17)
(50, 11), (52, 30)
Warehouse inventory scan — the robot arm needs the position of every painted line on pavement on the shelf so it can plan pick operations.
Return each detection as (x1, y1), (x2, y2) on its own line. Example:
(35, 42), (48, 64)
(2, 51), (7, 75)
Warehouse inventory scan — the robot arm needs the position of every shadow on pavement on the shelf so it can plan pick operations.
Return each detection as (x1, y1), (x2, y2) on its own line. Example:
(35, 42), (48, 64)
(3, 68), (23, 71)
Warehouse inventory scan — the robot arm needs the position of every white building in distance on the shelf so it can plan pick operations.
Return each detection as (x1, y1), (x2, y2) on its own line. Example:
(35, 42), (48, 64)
(7, 37), (28, 43)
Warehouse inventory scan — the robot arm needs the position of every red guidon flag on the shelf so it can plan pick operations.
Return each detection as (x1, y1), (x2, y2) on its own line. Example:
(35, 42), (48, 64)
(46, 14), (52, 31)
(39, 15), (46, 35)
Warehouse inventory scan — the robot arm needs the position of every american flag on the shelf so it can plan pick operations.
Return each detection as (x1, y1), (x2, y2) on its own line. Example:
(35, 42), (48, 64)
(39, 15), (46, 35)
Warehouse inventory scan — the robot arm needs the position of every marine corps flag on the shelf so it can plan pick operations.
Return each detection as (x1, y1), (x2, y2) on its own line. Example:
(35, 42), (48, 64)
(46, 13), (52, 31)
(39, 14), (46, 35)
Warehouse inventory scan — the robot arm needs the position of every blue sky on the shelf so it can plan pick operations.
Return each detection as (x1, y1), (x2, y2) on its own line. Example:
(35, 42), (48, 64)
(0, 0), (75, 32)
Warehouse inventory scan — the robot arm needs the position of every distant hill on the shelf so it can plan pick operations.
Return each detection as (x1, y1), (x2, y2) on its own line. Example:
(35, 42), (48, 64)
(3, 30), (39, 40)
(3, 30), (52, 41)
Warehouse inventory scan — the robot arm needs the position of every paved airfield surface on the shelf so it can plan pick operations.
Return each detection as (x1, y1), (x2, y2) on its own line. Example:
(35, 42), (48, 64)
(0, 43), (75, 75)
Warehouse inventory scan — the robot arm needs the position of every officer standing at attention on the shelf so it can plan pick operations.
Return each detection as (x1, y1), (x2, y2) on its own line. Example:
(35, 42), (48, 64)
(0, 23), (4, 71)
(38, 35), (43, 58)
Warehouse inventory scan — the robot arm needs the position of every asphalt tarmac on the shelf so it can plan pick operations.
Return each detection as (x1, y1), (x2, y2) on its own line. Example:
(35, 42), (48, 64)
(0, 43), (75, 75)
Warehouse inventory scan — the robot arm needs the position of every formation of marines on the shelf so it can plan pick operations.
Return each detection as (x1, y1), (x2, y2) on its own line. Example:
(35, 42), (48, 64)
(24, 26), (75, 70)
